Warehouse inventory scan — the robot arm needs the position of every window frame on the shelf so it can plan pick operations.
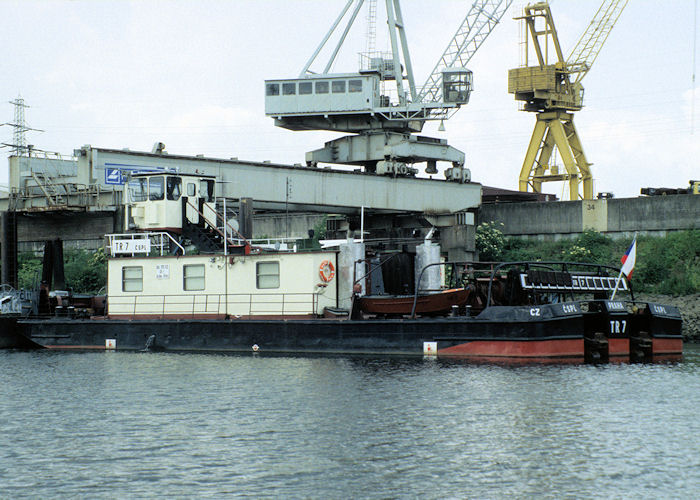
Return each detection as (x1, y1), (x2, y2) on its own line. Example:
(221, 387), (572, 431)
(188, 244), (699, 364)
(183, 264), (205, 291)
(315, 81), (329, 94)
(256, 261), (280, 289)
(299, 81), (313, 95)
(166, 176), (182, 201)
(331, 80), (346, 94)
(348, 79), (362, 93)
(122, 266), (143, 292)
(148, 176), (165, 201)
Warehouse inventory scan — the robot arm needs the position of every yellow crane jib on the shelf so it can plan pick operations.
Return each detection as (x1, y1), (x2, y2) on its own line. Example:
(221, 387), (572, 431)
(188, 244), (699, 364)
(509, 0), (628, 200)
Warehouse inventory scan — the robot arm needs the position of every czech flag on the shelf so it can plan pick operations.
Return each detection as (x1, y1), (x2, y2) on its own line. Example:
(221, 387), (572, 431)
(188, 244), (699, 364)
(620, 235), (637, 279)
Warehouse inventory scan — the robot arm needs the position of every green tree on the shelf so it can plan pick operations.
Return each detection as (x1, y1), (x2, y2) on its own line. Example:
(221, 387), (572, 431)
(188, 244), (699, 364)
(475, 222), (505, 261)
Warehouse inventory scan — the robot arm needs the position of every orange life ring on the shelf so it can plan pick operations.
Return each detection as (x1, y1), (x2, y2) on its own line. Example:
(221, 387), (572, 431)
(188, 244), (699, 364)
(319, 260), (335, 282)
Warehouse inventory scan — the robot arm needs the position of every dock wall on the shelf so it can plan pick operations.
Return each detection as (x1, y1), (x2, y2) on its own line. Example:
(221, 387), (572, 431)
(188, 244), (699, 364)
(478, 195), (700, 240)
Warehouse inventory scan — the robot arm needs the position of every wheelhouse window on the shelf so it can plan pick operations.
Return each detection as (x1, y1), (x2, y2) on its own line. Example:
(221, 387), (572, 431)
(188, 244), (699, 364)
(184, 264), (205, 291)
(299, 82), (312, 95)
(282, 82), (296, 95)
(315, 81), (329, 94)
(122, 266), (143, 292)
(187, 182), (196, 197)
(166, 176), (181, 200)
(348, 79), (362, 93)
(200, 179), (214, 202)
(266, 83), (280, 96)
(128, 178), (148, 202)
(149, 176), (164, 201)
(256, 261), (280, 289)
(332, 80), (346, 93)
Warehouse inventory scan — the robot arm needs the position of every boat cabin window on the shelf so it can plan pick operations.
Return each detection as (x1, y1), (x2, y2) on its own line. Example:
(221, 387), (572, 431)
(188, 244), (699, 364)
(256, 261), (280, 289)
(315, 81), (329, 94)
(265, 83), (280, 96)
(149, 176), (165, 201)
(282, 82), (296, 95)
(166, 176), (181, 201)
(332, 80), (346, 93)
(187, 182), (196, 197)
(348, 79), (362, 93)
(122, 266), (143, 292)
(129, 178), (148, 202)
(299, 82), (312, 95)
(184, 264), (205, 291)
(200, 179), (215, 202)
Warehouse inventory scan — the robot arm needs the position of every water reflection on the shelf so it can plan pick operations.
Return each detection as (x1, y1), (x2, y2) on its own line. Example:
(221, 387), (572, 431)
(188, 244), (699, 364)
(0, 345), (698, 498)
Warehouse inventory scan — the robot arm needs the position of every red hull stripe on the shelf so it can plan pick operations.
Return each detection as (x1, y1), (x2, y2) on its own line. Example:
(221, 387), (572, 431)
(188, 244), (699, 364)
(438, 339), (584, 358)
(608, 338), (629, 357)
(653, 338), (683, 355)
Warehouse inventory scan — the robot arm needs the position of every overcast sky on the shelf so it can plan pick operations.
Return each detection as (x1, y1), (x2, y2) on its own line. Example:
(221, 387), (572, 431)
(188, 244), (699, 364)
(2, 0), (698, 199)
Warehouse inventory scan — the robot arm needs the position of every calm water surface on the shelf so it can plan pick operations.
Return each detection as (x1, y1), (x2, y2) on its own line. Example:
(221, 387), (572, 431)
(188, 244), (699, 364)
(2, 345), (700, 499)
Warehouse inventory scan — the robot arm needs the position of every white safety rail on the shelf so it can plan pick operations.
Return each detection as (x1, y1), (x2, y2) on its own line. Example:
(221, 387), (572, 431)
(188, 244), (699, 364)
(248, 237), (301, 252)
(106, 232), (185, 257)
(108, 292), (322, 318)
(520, 273), (628, 292)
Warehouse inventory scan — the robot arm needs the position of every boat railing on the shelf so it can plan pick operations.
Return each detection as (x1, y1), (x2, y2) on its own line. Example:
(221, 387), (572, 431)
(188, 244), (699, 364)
(411, 260), (634, 318)
(108, 291), (321, 318)
(185, 198), (248, 251)
(411, 260), (495, 318)
(484, 261), (633, 306)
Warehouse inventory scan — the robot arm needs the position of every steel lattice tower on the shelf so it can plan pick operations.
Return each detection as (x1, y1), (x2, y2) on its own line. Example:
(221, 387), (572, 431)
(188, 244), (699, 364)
(3, 96), (41, 156)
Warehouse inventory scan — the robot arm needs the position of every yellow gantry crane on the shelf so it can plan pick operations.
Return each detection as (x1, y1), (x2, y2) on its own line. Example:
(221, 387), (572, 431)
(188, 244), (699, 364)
(509, 0), (627, 200)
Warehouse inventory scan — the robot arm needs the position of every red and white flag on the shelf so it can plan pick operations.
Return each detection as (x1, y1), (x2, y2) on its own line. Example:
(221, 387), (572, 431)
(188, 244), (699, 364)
(620, 235), (637, 279)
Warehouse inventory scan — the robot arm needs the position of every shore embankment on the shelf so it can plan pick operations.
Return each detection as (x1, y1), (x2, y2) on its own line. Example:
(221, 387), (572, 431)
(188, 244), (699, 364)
(637, 293), (700, 342)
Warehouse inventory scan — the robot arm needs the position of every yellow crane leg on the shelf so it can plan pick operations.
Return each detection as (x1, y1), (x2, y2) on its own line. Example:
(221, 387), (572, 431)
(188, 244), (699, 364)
(548, 119), (581, 200)
(518, 111), (594, 200)
(561, 118), (593, 199)
(519, 119), (547, 192)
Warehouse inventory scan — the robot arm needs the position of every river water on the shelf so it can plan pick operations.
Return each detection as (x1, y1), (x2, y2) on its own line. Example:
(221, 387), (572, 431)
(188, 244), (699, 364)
(2, 345), (699, 499)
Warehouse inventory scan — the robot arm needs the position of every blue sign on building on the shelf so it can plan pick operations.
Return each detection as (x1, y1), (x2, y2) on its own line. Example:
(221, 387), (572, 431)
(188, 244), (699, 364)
(105, 167), (123, 185)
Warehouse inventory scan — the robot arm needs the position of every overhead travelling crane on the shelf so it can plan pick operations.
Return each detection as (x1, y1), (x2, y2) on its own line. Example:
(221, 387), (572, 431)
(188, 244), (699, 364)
(265, 0), (512, 182)
(509, 0), (627, 200)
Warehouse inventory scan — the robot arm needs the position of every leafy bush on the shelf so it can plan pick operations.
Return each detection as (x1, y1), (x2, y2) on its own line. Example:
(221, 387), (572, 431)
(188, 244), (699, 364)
(501, 229), (700, 295)
(17, 253), (43, 290)
(16, 248), (107, 294)
(475, 221), (505, 261)
(63, 248), (107, 294)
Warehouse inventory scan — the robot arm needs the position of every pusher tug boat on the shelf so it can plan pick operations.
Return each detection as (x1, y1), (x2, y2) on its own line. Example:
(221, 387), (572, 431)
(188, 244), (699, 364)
(1, 172), (682, 362)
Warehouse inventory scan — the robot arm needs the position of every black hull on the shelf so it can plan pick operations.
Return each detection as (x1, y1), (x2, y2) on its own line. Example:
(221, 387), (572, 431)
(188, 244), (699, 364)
(0, 316), (36, 349)
(11, 300), (684, 362)
(17, 316), (581, 355)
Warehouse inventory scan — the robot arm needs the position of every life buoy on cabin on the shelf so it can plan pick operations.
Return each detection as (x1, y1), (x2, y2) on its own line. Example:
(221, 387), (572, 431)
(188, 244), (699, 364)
(319, 260), (335, 282)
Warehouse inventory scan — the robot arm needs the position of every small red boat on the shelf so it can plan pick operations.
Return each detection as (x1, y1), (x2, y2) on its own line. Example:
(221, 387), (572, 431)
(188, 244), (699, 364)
(358, 288), (471, 316)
